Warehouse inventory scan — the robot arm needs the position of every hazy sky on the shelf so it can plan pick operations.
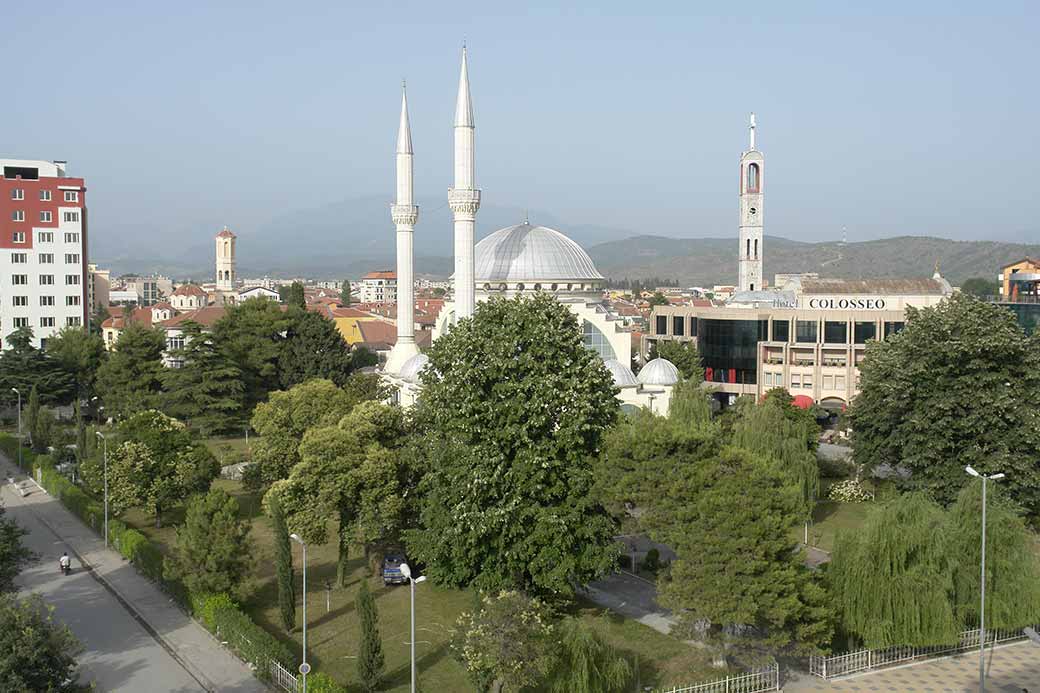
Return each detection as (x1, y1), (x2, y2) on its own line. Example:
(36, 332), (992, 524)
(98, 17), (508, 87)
(5, 1), (1037, 248)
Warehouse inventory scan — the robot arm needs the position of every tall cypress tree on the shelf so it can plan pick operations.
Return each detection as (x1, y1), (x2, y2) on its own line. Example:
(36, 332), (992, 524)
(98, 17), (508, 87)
(269, 495), (295, 632)
(162, 322), (244, 435)
(356, 580), (384, 692)
(74, 399), (86, 464)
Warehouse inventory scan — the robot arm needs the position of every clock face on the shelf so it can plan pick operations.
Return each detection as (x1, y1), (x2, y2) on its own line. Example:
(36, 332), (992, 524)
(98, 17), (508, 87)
(749, 207), (757, 215)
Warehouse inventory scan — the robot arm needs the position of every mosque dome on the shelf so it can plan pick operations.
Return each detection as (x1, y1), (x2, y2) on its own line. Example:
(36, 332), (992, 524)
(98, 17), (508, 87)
(473, 223), (604, 283)
(637, 358), (680, 386)
(604, 359), (638, 388)
(398, 353), (430, 383)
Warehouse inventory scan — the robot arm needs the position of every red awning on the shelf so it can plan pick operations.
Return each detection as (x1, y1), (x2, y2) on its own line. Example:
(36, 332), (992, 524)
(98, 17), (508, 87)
(792, 395), (815, 410)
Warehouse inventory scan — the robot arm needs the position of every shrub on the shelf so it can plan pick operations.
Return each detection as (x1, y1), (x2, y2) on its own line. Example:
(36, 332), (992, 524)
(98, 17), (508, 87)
(190, 592), (294, 680)
(309, 672), (349, 693)
(642, 548), (660, 573)
(817, 454), (855, 479)
(828, 479), (874, 503)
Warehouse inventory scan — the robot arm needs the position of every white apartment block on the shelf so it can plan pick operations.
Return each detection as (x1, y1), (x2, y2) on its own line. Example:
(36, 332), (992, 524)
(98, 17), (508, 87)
(359, 270), (397, 303)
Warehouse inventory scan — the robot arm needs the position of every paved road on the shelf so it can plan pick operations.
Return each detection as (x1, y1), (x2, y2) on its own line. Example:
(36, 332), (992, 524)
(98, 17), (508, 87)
(8, 483), (206, 692)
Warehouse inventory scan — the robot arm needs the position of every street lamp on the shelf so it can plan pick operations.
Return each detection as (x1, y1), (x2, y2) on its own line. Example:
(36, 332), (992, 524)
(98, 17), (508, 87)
(10, 389), (20, 470)
(399, 562), (426, 693)
(289, 533), (309, 693)
(964, 465), (1006, 693)
(95, 432), (109, 547)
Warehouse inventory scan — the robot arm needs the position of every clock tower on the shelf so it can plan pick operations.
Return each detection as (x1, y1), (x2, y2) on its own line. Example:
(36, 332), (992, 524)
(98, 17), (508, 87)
(738, 113), (764, 292)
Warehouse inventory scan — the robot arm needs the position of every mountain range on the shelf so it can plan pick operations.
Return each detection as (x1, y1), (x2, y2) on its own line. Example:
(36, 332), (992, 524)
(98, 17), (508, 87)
(91, 196), (1039, 286)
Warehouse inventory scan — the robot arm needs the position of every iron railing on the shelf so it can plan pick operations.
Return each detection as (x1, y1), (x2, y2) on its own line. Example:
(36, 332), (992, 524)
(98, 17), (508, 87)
(269, 660), (300, 692)
(658, 663), (779, 693)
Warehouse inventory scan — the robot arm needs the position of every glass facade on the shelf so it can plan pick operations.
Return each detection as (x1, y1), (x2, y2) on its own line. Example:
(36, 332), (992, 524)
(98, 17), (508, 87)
(796, 320), (818, 343)
(583, 320), (617, 360)
(772, 319), (789, 343)
(824, 321), (847, 344)
(699, 318), (768, 385)
(883, 321), (905, 338)
(673, 316), (685, 336)
(854, 321), (877, 343)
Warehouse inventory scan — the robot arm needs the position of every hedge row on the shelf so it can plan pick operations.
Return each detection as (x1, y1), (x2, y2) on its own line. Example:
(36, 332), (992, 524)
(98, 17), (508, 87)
(0, 433), (294, 684)
(0, 434), (36, 472)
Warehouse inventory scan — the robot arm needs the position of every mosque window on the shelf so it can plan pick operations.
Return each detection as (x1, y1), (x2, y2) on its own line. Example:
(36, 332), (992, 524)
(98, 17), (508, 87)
(534, 283), (542, 291)
(754, 239), (758, 258)
(517, 283), (525, 291)
(583, 320), (617, 360)
(747, 163), (760, 193)
(567, 283), (573, 290)
(499, 283), (507, 291)
(483, 283), (491, 291)
(746, 239), (751, 259)
(551, 283), (558, 291)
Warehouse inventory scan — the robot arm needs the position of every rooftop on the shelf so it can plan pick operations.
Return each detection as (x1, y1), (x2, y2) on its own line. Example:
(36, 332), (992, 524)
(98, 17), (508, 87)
(798, 278), (950, 295)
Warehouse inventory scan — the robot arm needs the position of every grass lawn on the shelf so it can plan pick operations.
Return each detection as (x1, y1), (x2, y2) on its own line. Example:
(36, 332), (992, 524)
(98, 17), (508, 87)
(201, 435), (252, 464)
(121, 478), (715, 691)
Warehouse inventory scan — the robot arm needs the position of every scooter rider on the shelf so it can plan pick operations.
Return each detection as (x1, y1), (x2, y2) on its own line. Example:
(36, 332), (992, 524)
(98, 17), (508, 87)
(59, 552), (71, 574)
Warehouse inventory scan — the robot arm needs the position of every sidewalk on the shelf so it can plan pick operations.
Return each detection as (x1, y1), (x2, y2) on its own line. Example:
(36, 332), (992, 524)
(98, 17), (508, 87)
(2, 456), (268, 693)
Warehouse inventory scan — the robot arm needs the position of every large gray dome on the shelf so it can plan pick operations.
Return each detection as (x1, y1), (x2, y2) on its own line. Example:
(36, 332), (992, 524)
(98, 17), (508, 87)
(604, 359), (638, 387)
(473, 223), (604, 282)
(637, 358), (679, 386)
(398, 353), (430, 383)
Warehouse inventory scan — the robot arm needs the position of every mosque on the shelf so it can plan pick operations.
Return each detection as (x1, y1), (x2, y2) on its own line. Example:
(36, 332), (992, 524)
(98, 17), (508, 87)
(381, 48), (679, 412)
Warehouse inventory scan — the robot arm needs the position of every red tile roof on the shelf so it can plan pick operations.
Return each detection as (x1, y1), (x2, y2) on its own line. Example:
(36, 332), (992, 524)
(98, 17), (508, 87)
(362, 271), (396, 280)
(216, 226), (236, 239)
(102, 306), (154, 329)
(159, 306), (227, 329)
(172, 283), (208, 297)
(356, 320), (432, 349)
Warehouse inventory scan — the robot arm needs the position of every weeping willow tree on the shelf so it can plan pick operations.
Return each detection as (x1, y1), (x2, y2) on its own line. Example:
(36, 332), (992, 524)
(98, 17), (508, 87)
(548, 618), (632, 693)
(830, 493), (959, 648)
(947, 481), (1040, 629)
(667, 377), (713, 429)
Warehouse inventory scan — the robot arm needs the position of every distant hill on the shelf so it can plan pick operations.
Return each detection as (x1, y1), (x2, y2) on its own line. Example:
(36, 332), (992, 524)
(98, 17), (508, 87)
(587, 235), (1040, 287)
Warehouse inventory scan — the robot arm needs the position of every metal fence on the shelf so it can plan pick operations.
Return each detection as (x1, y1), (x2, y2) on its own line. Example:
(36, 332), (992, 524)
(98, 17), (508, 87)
(809, 625), (1037, 679)
(659, 663), (779, 693)
(269, 660), (300, 693)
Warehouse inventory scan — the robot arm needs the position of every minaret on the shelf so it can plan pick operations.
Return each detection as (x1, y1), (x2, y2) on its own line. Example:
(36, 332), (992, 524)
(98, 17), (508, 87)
(385, 83), (421, 374)
(215, 226), (236, 292)
(448, 46), (480, 320)
(738, 113), (764, 292)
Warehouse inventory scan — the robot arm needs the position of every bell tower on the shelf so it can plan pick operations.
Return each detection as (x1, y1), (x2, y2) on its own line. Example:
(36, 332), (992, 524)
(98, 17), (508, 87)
(215, 226), (236, 292)
(738, 113), (764, 292)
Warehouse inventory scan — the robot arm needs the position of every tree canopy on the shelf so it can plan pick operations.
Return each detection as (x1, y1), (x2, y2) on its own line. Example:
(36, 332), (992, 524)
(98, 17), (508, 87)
(278, 310), (356, 389)
(162, 322), (244, 435)
(165, 488), (253, 598)
(45, 326), (106, 400)
(959, 277), (998, 298)
(94, 322), (166, 420)
(648, 340), (703, 382)
(340, 280), (352, 305)
(0, 506), (35, 594)
(0, 594), (84, 692)
(0, 327), (75, 406)
(407, 294), (620, 596)
(212, 298), (291, 412)
(849, 294), (1040, 512)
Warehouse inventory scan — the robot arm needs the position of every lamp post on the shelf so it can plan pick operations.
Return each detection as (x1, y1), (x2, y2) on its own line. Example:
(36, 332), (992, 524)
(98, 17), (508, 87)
(399, 562), (426, 693)
(965, 465), (1006, 693)
(10, 389), (20, 470)
(290, 533), (309, 693)
(95, 432), (109, 547)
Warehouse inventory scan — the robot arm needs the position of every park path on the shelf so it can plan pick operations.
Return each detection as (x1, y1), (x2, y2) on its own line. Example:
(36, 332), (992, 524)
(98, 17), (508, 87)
(2, 455), (268, 693)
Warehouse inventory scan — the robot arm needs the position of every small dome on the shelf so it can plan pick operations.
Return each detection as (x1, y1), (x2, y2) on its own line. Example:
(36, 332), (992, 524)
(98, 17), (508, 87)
(637, 358), (679, 386)
(399, 353), (430, 383)
(472, 223), (604, 282)
(603, 359), (638, 387)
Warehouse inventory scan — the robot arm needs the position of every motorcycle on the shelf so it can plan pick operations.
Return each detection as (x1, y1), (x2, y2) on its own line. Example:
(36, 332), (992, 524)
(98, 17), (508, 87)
(59, 561), (70, 576)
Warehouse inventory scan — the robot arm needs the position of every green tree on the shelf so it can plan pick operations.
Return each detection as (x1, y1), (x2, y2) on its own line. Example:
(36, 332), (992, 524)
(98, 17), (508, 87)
(0, 327), (75, 406)
(278, 310), (355, 389)
(74, 399), (87, 465)
(25, 385), (41, 452)
(0, 594), (84, 692)
(356, 580), (384, 692)
(451, 591), (556, 693)
(849, 293), (1040, 511)
(106, 411), (220, 527)
(165, 488), (253, 598)
(648, 291), (669, 307)
(162, 322), (245, 435)
(288, 281), (306, 309)
(648, 340), (703, 382)
(94, 322), (166, 420)
(408, 294), (619, 597)
(212, 298), (291, 413)
(45, 326), (106, 400)
(666, 377), (713, 426)
(830, 493), (958, 648)
(959, 277), (998, 298)
(0, 505), (36, 593)
(547, 617), (632, 693)
(947, 481), (1040, 629)
(340, 280), (352, 305)
(249, 379), (363, 489)
(269, 495), (296, 633)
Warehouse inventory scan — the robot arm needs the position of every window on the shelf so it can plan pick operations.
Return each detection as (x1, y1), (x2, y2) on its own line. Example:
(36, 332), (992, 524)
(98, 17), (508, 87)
(11, 210), (24, 222)
(65, 317), (81, 327)
(39, 253), (53, 264)
(884, 321), (905, 338)
(763, 372), (772, 386)
(65, 296), (81, 306)
(792, 373), (801, 387)
(63, 212), (79, 223)
(39, 274), (54, 285)
(824, 321), (848, 344)
(39, 190), (51, 201)
(40, 317), (54, 328)
(746, 162), (760, 193)
(673, 316), (685, 336)
(583, 320), (618, 360)
(65, 253), (80, 264)
(38, 231), (53, 242)
(12, 231), (25, 243)
(39, 211), (52, 223)
(746, 238), (751, 259)
(11, 253), (26, 264)
(796, 320), (818, 343)
(65, 274), (80, 285)
(823, 375), (834, 389)
(698, 318), (769, 386)
(40, 296), (54, 306)
(64, 232), (80, 243)
(168, 335), (185, 351)
(655, 315), (667, 335)
(12, 317), (28, 328)
(12, 296), (27, 307)
(835, 375), (846, 389)
(772, 319), (790, 342)
(854, 321), (877, 344)
(803, 374), (813, 388)
(64, 190), (78, 202)
(11, 274), (27, 285)
(11, 189), (23, 200)
(773, 373), (783, 387)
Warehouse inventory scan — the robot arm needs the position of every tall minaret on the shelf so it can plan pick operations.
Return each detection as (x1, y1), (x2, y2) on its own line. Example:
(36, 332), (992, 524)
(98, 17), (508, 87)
(448, 46), (480, 320)
(385, 83), (420, 374)
(738, 113), (764, 292)
(215, 226), (236, 292)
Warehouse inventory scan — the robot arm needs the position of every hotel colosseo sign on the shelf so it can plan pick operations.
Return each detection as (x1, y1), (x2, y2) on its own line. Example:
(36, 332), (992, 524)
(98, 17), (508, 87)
(804, 297), (887, 310)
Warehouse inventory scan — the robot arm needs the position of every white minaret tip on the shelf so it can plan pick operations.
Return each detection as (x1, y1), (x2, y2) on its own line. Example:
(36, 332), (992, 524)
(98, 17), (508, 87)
(397, 82), (413, 155)
(454, 46), (475, 128)
(749, 112), (757, 150)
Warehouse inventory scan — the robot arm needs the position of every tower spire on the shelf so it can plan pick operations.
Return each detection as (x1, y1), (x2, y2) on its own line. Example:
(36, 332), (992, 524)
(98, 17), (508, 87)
(449, 45), (480, 320)
(454, 45), (475, 128)
(397, 81), (412, 154)
(386, 81), (420, 374)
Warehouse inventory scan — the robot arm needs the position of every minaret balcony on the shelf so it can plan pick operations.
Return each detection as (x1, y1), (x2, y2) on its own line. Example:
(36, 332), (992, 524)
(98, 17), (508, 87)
(391, 204), (419, 226)
(448, 188), (481, 214)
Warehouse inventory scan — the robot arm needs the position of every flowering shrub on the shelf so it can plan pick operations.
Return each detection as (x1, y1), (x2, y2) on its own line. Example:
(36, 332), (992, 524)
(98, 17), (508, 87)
(828, 479), (873, 503)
